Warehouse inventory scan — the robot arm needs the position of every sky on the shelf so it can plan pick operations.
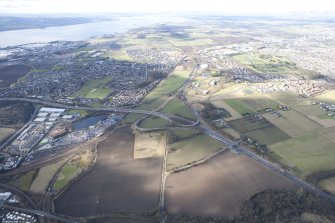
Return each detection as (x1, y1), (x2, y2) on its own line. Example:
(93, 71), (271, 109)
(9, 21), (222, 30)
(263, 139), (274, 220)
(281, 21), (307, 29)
(1, 0), (335, 15)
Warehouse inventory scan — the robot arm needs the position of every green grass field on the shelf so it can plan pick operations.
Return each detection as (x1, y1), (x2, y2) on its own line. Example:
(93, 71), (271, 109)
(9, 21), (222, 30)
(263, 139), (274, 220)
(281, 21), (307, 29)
(242, 98), (279, 111)
(229, 117), (270, 133)
(169, 38), (214, 47)
(167, 134), (223, 170)
(280, 110), (321, 133)
(123, 66), (190, 124)
(270, 131), (335, 177)
(160, 98), (196, 120)
(233, 53), (298, 75)
(16, 171), (36, 191)
(169, 128), (200, 140)
(268, 92), (311, 107)
(223, 97), (278, 115)
(315, 90), (335, 104)
(318, 177), (335, 195)
(68, 109), (89, 117)
(138, 116), (170, 128)
(263, 113), (305, 138)
(104, 49), (133, 61)
(229, 117), (290, 145)
(53, 165), (78, 190)
(53, 151), (93, 190)
(30, 159), (67, 193)
(122, 97), (166, 124)
(318, 114), (335, 120)
(224, 98), (256, 114)
(144, 67), (190, 100)
(74, 76), (113, 99)
(244, 127), (290, 145)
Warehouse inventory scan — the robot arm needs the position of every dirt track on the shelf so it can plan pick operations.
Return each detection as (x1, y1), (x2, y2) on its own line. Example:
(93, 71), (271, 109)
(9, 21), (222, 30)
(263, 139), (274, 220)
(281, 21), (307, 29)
(54, 126), (163, 217)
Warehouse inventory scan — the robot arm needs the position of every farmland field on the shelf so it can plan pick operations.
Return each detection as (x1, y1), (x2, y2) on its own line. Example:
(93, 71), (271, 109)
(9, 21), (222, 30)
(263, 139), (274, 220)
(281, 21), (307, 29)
(53, 164), (79, 190)
(74, 76), (113, 99)
(144, 66), (190, 100)
(318, 177), (335, 195)
(229, 117), (290, 145)
(169, 38), (214, 47)
(240, 98), (279, 111)
(169, 128), (200, 140)
(210, 100), (242, 120)
(212, 83), (259, 99)
(233, 53), (299, 75)
(263, 113), (304, 138)
(160, 97), (196, 120)
(30, 159), (67, 193)
(220, 96), (278, 116)
(0, 64), (31, 88)
(165, 151), (295, 218)
(280, 110), (321, 133)
(134, 131), (166, 159)
(54, 149), (94, 190)
(268, 92), (311, 107)
(294, 105), (335, 128)
(54, 126), (162, 217)
(104, 49), (133, 61)
(315, 90), (335, 104)
(12, 171), (37, 191)
(138, 116), (170, 128)
(224, 98), (255, 114)
(167, 133), (223, 170)
(270, 131), (335, 177)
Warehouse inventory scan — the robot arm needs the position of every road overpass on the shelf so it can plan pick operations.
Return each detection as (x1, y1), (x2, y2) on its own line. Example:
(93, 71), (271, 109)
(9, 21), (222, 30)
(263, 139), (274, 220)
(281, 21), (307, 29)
(1, 96), (335, 214)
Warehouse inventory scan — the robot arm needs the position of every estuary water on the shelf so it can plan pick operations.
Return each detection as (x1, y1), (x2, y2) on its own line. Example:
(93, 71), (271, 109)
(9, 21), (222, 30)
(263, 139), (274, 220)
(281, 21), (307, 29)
(0, 15), (188, 48)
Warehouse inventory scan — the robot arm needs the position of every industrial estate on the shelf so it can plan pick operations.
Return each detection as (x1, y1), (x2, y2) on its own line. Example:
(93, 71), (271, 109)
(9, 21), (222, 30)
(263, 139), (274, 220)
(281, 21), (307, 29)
(0, 15), (335, 223)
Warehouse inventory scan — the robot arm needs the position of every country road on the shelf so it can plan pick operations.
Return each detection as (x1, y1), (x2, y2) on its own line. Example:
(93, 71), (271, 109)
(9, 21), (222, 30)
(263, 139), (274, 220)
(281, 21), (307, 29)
(1, 95), (335, 221)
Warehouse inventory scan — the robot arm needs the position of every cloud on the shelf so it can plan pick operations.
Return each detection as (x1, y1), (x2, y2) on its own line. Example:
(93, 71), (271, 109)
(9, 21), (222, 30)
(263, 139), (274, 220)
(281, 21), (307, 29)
(1, 0), (335, 15)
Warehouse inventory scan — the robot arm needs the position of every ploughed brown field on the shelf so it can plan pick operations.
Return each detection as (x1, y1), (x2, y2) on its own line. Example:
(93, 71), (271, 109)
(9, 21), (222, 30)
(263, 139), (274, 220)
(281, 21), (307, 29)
(91, 216), (158, 223)
(165, 151), (296, 218)
(0, 64), (31, 88)
(54, 126), (163, 217)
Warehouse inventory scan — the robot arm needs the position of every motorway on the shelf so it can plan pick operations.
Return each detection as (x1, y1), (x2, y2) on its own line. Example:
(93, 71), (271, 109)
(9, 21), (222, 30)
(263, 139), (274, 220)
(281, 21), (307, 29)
(1, 95), (335, 221)
(0, 97), (197, 126)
